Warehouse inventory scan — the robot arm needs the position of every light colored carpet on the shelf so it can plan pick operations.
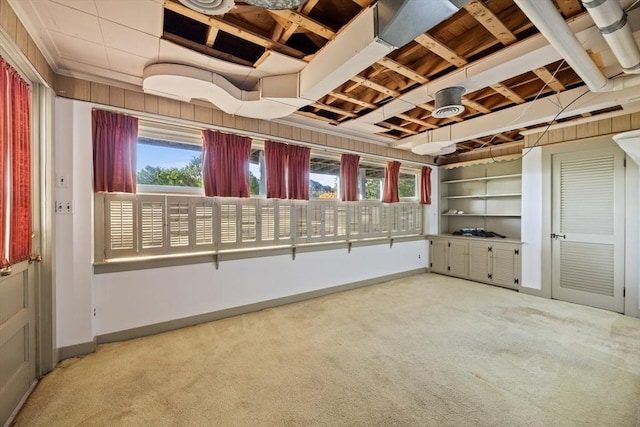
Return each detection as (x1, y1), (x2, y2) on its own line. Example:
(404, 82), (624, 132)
(14, 273), (640, 426)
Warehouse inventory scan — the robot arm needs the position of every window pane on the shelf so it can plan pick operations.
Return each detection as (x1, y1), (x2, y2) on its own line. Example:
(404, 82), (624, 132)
(310, 156), (338, 199)
(399, 172), (416, 198)
(249, 148), (263, 196)
(137, 138), (202, 187)
(364, 179), (381, 200)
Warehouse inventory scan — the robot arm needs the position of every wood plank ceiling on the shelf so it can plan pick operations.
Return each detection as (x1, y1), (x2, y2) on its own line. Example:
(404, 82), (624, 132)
(162, 0), (596, 157)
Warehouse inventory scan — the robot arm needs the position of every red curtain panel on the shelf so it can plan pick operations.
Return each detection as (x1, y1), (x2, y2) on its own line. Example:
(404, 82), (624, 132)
(202, 130), (251, 197)
(8, 66), (32, 265)
(264, 140), (288, 199)
(92, 109), (138, 193)
(287, 144), (310, 200)
(0, 57), (32, 267)
(0, 59), (8, 267)
(340, 153), (360, 201)
(420, 166), (432, 205)
(382, 161), (401, 203)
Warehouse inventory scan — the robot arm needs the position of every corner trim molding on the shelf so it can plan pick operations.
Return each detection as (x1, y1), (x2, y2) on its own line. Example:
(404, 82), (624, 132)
(96, 268), (427, 345)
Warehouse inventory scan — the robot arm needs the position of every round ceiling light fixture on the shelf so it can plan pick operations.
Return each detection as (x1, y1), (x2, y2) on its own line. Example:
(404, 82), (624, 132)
(178, 0), (235, 15)
(243, 0), (306, 9)
(432, 86), (466, 119)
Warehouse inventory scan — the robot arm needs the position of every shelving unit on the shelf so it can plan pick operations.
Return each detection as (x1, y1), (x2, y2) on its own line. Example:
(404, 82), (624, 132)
(439, 160), (522, 239)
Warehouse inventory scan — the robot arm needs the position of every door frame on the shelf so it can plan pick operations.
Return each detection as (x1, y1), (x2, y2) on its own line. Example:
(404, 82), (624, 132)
(0, 28), (57, 376)
(541, 135), (638, 317)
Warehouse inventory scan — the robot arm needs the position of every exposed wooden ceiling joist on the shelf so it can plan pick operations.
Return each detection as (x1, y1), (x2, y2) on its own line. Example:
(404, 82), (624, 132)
(350, 75), (401, 98)
(532, 66), (566, 92)
(462, 98), (491, 114)
(414, 34), (468, 67)
(376, 57), (428, 84)
(555, 0), (583, 18)
(329, 92), (377, 109)
(311, 102), (357, 118)
(164, 1), (306, 59)
(464, 0), (518, 46)
(269, 9), (335, 40)
(396, 113), (438, 129)
(490, 83), (525, 104)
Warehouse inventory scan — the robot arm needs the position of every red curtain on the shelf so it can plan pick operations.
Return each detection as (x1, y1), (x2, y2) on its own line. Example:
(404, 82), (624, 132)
(420, 166), (432, 204)
(8, 66), (32, 265)
(382, 161), (401, 203)
(287, 144), (310, 200)
(92, 109), (138, 193)
(340, 153), (360, 201)
(264, 140), (288, 199)
(0, 57), (32, 267)
(202, 130), (251, 197)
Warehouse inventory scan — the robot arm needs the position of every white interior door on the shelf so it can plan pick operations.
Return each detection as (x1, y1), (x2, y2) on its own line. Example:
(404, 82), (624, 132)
(551, 146), (625, 312)
(0, 260), (36, 425)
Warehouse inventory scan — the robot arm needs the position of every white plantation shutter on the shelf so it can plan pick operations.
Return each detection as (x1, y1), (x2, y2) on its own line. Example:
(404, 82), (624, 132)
(309, 203), (323, 239)
(349, 204), (359, 238)
(260, 201), (276, 243)
(138, 195), (166, 254)
(194, 199), (214, 250)
(105, 194), (137, 258)
(100, 194), (423, 261)
(241, 201), (257, 245)
(294, 203), (308, 243)
(278, 202), (292, 243)
(324, 204), (336, 239)
(336, 205), (348, 238)
(168, 197), (190, 249)
(219, 202), (237, 247)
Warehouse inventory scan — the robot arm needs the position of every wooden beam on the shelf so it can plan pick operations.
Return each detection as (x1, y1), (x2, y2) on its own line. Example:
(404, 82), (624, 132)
(464, 0), (517, 46)
(378, 122), (419, 135)
(490, 83), (525, 104)
(555, 0), (583, 18)
(270, 9), (335, 40)
(376, 57), (428, 84)
(311, 102), (357, 118)
(294, 110), (338, 125)
(532, 67), (566, 92)
(414, 34), (467, 67)
(396, 113), (438, 129)
(162, 32), (254, 67)
(164, 1), (306, 59)
(494, 134), (515, 142)
(461, 98), (491, 114)
(350, 75), (401, 98)
(330, 92), (377, 109)
(205, 27), (219, 47)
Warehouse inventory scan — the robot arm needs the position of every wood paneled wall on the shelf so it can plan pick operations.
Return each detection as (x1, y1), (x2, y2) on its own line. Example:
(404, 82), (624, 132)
(438, 141), (524, 166)
(523, 112), (640, 147)
(54, 75), (432, 164)
(0, 0), (55, 87)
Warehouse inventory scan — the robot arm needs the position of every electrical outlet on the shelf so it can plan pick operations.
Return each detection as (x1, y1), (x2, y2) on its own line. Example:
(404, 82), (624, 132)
(56, 174), (68, 188)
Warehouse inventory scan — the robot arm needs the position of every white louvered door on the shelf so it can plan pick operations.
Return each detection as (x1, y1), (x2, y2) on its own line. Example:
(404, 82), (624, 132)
(551, 146), (625, 312)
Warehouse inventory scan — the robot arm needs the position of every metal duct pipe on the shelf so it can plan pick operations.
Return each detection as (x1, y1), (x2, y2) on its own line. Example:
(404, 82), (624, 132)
(582, 0), (640, 73)
(514, 0), (640, 92)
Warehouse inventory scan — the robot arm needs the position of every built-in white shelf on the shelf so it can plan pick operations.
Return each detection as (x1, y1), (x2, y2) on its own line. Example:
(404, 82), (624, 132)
(444, 193), (521, 199)
(442, 213), (521, 217)
(441, 174), (522, 184)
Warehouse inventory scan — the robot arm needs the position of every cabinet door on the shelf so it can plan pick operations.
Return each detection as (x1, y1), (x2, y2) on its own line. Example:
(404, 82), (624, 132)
(469, 242), (491, 283)
(448, 240), (468, 278)
(492, 244), (519, 289)
(429, 238), (448, 274)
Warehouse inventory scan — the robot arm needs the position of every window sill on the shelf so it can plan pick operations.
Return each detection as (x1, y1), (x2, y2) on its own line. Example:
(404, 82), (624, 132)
(93, 235), (426, 274)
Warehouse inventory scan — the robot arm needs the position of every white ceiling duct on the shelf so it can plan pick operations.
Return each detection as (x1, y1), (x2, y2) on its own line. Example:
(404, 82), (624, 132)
(411, 141), (456, 155)
(143, 0), (471, 120)
(513, 0), (640, 92)
(177, 0), (234, 15)
(244, 0), (306, 9)
(582, 0), (640, 74)
(613, 130), (640, 164)
(432, 86), (465, 118)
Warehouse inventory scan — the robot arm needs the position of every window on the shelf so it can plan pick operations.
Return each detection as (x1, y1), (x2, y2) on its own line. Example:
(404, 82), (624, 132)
(398, 170), (417, 199)
(310, 156), (339, 199)
(249, 147), (264, 196)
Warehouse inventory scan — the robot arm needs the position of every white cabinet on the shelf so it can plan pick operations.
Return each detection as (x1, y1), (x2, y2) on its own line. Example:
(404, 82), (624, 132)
(429, 237), (468, 278)
(429, 236), (520, 290)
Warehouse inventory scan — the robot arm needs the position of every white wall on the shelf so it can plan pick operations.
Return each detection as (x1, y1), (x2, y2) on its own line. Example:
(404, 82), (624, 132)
(55, 98), (427, 347)
(520, 147), (542, 291)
